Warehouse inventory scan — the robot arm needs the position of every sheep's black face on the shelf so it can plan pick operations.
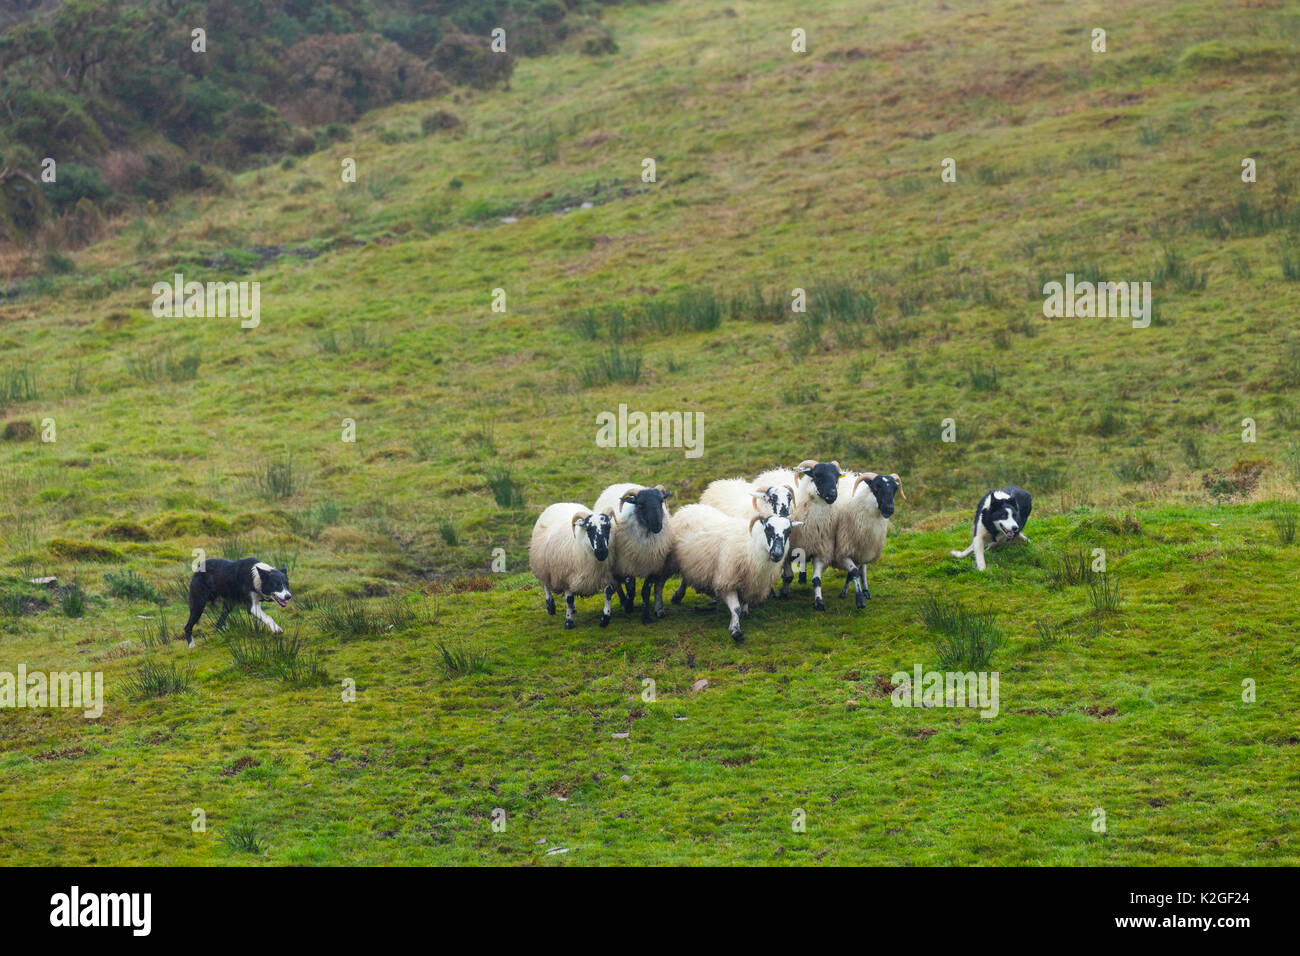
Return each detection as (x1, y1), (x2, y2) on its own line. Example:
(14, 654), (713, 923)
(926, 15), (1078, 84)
(585, 514), (613, 560)
(763, 516), (795, 562)
(808, 462), (841, 504)
(624, 487), (669, 535)
(867, 475), (899, 519)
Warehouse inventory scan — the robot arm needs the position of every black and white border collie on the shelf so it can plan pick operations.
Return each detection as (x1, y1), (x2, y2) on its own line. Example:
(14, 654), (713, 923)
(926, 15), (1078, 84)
(950, 485), (1032, 571)
(182, 558), (292, 647)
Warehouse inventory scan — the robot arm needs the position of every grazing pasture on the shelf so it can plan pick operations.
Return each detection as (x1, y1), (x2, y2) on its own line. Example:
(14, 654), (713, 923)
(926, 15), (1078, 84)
(1, 0), (1298, 864)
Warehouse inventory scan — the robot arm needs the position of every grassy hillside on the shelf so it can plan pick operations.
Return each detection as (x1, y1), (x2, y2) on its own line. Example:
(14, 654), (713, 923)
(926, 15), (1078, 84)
(1, 0), (1298, 865)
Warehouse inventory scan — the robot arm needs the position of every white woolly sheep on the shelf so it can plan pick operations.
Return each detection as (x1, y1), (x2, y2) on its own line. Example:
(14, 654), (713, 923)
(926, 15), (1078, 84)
(752, 459), (843, 609)
(664, 503), (800, 643)
(592, 482), (673, 624)
(699, 477), (796, 520)
(528, 503), (616, 629)
(830, 471), (902, 608)
(668, 477), (796, 604)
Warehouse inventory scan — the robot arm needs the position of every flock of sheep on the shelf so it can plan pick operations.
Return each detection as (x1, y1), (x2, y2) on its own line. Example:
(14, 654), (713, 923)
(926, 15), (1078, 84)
(528, 460), (901, 642)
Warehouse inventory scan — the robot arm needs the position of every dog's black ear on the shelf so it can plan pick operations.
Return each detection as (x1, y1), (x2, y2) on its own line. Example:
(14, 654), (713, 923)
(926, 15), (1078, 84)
(279, 566), (287, 574)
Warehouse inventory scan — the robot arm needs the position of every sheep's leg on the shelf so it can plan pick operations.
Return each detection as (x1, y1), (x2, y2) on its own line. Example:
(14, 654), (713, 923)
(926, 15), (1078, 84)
(670, 579), (687, 604)
(600, 586), (613, 628)
(564, 593), (577, 629)
(640, 578), (655, 625)
(544, 585), (556, 615)
(778, 555), (794, 599)
(857, 566), (869, 607)
(722, 592), (744, 643)
(811, 557), (828, 611)
(839, 559), (857, 599)
(653, 578), (666, 618)
(619, 576), (636, 614)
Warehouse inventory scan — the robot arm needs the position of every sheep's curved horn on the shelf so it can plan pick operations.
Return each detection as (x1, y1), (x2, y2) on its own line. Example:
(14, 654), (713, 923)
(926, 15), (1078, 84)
(750, 489), (766, 511)
(831, 460), (841, 471)
(749, 515), (764, 536)
(784, 484), (796, 502)
(572, 513), (588, 536)
(891, 474), (905, 499)
(655, 484), (672, 499)
(853, 475), (870, 495)
(794, 459), (818, 472)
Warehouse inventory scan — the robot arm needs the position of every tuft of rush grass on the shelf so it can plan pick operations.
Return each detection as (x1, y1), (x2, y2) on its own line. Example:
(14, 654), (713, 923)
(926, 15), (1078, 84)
(436, 641), (491, 678)
(121, 658), (194, 699)
(104, 568), (164, 604)
(60, 581), (86, 618)
(579, 346), (643, 386)
(1045, 547), (1099, 590)
(486, 467), (525, 509)
(1267, 503), (1297, 545)
(250, 455), (302, 500)
(313, 596), (379, 639)
(921, 594), (1004, 670)
(1086, 574), (1123, 615)
(223, 620), (330, 686)
(219, 821), (267, 855)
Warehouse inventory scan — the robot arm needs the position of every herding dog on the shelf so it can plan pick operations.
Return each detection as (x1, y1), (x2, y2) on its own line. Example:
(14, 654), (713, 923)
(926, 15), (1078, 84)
(950, 485), (1032, 571)
(182, 558), (292, 647)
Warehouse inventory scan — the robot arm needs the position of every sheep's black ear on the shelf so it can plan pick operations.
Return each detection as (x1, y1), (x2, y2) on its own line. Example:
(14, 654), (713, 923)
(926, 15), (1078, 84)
(660, 489), (672, 499)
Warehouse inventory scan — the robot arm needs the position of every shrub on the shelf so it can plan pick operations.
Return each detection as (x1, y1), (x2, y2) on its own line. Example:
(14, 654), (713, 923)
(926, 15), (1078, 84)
(421, 110), (463, 135)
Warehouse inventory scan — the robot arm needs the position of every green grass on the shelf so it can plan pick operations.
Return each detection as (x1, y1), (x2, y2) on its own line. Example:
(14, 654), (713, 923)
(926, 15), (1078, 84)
(1, 0), (1298, 865)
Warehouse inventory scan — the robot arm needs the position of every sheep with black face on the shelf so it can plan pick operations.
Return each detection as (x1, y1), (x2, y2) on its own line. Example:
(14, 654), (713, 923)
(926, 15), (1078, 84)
(664, 504), (801, 643)
(592, 482), (673, 624)
(752, 459), (844, 609)
(528, 503), (617, 628)
(831, 471), (902, 608)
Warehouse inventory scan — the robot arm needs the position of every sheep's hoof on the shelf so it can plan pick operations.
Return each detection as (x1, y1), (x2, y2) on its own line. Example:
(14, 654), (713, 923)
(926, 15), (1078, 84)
(855, 593), (866, 609)
(814, 597), (825, 611)
(599, 613), (610, 628)
(546, 599), (556, 615)
(798, 572), (807, 584)
(777, 588), (790, 600)
(655, 608), (666, 619)
(670, 593), (684, 605)
(730, 627), (744, 644)
(640, 611), (652, 625)
(564, 619), (575, 630)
